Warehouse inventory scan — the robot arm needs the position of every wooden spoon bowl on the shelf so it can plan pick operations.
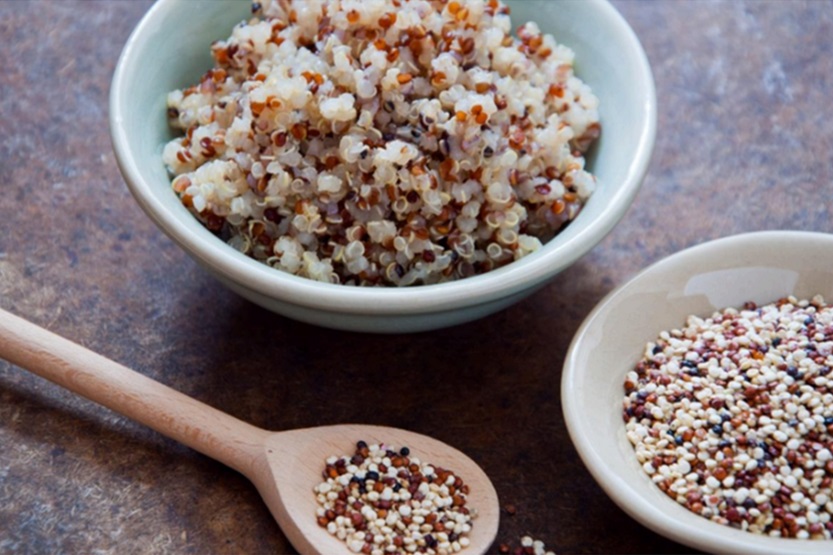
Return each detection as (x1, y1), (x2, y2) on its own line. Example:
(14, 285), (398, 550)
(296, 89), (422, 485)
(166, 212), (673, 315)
(263, 425), (498, 553)
(0, 308), (499, 554)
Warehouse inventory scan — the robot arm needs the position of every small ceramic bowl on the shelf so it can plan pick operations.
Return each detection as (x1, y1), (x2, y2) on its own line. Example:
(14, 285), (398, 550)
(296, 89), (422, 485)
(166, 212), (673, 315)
(562, 230), (833, 554)
(110, 0), (656, 333)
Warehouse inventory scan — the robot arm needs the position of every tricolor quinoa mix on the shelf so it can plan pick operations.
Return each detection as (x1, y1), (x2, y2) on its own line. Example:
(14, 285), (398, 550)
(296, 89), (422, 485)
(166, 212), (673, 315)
(314, 441), (475, 554)
(624, 296), (833, 539)
(163, 0), (600, 286)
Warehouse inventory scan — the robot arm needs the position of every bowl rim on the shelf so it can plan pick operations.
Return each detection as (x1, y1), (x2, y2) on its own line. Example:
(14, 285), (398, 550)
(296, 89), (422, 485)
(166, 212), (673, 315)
(109, 0), (657, 316)
(561, 229), (833, 554)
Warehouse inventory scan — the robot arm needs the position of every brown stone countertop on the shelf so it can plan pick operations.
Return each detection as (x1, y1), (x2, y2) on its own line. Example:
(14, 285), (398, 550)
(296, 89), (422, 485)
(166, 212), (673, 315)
(2, 0), (832, 553)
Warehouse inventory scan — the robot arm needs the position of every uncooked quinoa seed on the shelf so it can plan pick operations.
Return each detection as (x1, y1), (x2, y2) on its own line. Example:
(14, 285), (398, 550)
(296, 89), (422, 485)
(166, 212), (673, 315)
(624, 295), (833, 539)
(163, 0), (600, 286)
(498, 535), (556, 555)
(314, 441), (475, 554)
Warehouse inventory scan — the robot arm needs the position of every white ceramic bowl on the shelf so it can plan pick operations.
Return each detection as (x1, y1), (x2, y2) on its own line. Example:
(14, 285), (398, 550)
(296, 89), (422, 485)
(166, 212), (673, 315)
(110, 0), (656, 333)
(563, 230), (833, 554)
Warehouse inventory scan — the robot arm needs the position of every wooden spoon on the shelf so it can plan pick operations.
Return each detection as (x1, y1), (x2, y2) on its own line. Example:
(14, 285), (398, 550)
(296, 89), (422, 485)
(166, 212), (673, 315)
(0, 308), (499, 554)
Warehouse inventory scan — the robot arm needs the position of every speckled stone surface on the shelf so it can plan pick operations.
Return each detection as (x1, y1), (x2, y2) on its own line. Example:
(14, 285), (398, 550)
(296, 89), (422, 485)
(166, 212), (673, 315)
(2, 0), (833, 553)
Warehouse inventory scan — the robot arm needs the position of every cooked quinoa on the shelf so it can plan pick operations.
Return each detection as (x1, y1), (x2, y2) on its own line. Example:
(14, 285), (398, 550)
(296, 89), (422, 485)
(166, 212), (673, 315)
(163, 0), (600, 286)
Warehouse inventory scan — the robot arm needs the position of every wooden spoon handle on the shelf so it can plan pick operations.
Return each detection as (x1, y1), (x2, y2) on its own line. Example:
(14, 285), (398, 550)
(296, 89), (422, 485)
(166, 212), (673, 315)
(0, 308), (268, 475)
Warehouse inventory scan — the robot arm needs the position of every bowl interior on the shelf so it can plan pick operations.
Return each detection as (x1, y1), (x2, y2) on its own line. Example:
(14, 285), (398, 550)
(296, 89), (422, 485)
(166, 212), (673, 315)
(562, 230), (833, 554)
(111, 0), (655, 312)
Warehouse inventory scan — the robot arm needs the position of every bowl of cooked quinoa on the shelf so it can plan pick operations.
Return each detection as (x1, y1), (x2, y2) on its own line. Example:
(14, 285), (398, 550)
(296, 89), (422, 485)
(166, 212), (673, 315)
(110, 0), (656, 333)
(563, 231), (833, 554)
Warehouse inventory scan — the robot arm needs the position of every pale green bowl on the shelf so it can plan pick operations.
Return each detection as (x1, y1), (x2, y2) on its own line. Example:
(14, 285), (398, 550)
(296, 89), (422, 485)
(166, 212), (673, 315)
(110, 0), (656, 333)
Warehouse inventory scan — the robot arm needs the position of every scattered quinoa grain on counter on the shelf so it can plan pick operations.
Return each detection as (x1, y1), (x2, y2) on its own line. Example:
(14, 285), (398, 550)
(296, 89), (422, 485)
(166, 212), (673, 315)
(623, 295), (833, 539)
(163, 0), (600, 286)
(498, 536), (555, 555)
(314, 441), (475, 554)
